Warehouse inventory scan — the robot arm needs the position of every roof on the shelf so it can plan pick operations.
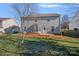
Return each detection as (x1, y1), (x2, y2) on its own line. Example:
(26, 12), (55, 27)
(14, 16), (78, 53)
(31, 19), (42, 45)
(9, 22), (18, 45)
(0, 18), (14, 21)
(21, 14), (60, 18)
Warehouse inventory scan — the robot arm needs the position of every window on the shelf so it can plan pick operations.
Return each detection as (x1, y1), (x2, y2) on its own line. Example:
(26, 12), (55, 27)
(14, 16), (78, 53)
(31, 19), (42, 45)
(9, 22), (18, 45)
(35, 25), (38, 32)
(47, 19), (50, 21)
(74, 28), (78, 30)
(51, 26), (54, 32)
(44, 26), (46, 30)
(24, 27), (26, 31)
(35, 19), (37, 22)
(0, 21), (2, 28)
(47, 16), (51, 22)
(47, 16), (58, 21)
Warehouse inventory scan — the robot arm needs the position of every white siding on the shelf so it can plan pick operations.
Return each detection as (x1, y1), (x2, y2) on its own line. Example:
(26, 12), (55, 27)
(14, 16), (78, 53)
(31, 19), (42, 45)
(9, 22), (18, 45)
(3, 19), (17, 29)
(0, 28), (4, 32)
(69, 16), (79, 30)
(0, 19), (18, 33)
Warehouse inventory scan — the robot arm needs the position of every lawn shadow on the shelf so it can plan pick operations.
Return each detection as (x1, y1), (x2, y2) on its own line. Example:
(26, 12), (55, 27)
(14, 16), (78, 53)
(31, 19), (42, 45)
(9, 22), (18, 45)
(18, 40), (79, 56)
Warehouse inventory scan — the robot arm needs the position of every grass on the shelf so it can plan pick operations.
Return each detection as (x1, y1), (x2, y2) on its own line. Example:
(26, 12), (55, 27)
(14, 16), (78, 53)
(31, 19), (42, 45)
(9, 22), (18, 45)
(20, 37), (79, 56)
(0, 34), (79, 56)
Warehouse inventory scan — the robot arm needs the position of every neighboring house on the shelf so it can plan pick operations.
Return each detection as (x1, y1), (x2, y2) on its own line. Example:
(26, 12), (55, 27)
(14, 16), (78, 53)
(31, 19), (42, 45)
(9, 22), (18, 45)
(0, 18), (20, 33)
(4, 25), (20, 33)
(69, 13), (79, 30)
(21, 14), (61, 34)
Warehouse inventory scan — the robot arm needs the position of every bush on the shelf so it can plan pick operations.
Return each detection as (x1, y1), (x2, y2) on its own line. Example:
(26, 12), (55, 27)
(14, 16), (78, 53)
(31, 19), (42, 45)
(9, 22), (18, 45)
(62, 30), (79, 38)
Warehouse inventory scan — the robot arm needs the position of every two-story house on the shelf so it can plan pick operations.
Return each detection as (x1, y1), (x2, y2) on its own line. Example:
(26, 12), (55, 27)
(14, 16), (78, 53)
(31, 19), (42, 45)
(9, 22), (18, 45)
(21, 14), (61, 34)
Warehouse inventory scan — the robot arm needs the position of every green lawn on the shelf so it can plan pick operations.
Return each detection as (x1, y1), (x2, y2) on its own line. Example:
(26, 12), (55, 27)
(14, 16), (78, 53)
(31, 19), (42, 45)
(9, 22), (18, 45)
(0, 34), (79, 56)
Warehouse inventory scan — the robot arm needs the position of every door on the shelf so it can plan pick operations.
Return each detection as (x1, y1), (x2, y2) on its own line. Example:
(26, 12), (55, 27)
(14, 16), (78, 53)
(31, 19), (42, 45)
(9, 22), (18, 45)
(34, 24), (38, 33)
(51, 26), (54, 32)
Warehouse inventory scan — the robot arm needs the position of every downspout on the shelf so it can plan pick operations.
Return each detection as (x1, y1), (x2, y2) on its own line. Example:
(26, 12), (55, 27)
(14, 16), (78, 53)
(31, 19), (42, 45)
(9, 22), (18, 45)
(59, 15), (62, 35)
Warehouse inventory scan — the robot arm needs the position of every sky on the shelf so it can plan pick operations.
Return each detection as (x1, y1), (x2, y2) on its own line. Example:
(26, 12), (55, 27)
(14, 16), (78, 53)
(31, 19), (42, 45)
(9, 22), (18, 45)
(0, 3), (79, 23)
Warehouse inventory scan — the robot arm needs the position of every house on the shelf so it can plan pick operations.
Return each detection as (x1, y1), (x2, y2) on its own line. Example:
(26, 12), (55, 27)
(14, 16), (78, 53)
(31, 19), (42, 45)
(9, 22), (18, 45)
(4, 25), (20, 33)
(21, 14), (61, 34)
(69, 13), (79, 30)
(0, 18), (20, 33)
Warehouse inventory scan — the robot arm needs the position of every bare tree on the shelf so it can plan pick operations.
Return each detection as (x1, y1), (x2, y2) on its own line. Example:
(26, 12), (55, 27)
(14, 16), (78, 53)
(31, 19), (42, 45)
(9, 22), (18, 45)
(11, 3), (38, 31)
(61, 14), (69, 30)
(12, 3), (38, 16)
(11, 3), (38, 42)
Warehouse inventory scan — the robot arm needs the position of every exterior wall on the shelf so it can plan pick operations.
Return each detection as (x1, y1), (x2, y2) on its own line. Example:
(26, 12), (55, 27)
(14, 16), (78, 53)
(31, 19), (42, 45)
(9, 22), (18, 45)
(0, 28), (4, 33)
(0, 19), (18, 33)
(4, 26), (20, 33)
(3, 19), (17, 29)
(69, 17), (79, 30)
(69, 21), (79, 30)
(21, 16), (60, 34)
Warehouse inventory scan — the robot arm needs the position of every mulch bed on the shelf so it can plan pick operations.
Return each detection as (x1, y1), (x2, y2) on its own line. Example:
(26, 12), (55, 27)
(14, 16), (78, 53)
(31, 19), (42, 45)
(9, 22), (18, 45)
(18, 33), (63, 39)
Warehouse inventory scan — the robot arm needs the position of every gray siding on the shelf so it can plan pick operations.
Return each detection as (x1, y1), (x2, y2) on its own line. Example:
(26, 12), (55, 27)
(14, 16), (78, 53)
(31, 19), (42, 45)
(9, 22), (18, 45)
(69, 16), (79, 30)
(21, 16), (60, 34)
